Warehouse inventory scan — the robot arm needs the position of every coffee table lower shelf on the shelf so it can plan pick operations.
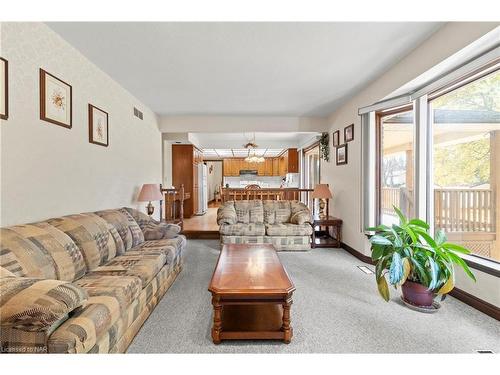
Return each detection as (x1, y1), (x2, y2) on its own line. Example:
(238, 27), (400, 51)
(211, 301), (293, 344)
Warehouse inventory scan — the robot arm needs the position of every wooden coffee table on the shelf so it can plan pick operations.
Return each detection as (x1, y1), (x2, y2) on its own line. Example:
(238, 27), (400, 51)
(208, 244), (295, 344)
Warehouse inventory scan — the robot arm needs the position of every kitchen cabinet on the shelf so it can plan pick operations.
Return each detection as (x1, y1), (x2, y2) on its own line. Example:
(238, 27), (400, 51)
(222, 154), (297, 177)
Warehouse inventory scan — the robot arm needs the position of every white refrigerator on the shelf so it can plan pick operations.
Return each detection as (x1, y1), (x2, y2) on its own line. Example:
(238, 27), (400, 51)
(197, 163), (208, 215)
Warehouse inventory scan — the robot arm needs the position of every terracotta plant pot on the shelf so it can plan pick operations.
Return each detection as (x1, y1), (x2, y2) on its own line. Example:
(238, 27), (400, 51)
(402, 280), (434, 307)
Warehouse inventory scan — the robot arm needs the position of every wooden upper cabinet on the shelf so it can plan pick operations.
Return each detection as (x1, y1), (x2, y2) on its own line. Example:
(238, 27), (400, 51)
(264, 159), (273, 176)
(272, 158), (280, 176)
(222, 156), (296, 177)
(286, 148), (299, 173)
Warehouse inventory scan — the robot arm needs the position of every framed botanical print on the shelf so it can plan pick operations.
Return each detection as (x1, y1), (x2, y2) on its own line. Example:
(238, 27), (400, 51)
(40, 69), (72, 128)
(344, 123), (354, 142)
(0, 57), (8, 120)
(332, 130), (340, 146)
(88, 104), (109, 147)
(336, 144), (348, 165)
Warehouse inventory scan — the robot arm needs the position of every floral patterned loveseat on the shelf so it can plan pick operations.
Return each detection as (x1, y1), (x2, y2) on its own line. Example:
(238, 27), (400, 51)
(217, 200), (312, 251)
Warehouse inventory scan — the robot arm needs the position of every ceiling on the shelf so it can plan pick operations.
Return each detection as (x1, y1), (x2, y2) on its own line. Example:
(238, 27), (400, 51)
(47, 22), (442, 116)
(202, 148), (283, 159)
(187, 132), (319, 149)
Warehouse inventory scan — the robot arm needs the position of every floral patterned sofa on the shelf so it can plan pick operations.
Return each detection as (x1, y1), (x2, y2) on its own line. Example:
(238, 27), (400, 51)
(0, 207), (186, 353)
(217, 200), (312, 251)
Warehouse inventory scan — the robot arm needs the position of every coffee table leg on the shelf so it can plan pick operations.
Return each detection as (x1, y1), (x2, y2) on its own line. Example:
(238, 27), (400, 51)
(281, 296), (293, 344)
(211, 295), (222, 344)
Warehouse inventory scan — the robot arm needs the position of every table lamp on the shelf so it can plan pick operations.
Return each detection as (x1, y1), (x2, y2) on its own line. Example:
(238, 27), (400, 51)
(138, 184), (163, 216)
(312, 184), (332, 219)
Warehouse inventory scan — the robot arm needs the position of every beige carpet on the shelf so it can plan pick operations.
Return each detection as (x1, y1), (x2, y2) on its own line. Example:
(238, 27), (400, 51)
(128, 240), (500, 353)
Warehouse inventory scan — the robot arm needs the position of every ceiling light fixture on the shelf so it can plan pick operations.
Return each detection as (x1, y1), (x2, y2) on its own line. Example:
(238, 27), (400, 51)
(243, 133), (265, 163)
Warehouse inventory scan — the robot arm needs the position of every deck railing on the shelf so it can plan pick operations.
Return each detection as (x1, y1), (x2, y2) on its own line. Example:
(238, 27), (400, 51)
(381, 187), (413, 217)
(434, 188), (494, 232)
(381, 187), (495, 233)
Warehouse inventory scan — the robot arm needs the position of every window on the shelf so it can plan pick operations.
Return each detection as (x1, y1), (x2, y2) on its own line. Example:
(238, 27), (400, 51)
(430, 69), (500, 262)
(377, 107), (415, 225)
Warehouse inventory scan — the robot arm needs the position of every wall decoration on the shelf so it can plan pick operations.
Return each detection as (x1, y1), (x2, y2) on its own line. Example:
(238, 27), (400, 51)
(332, 130), (340, 146)
(344, 123), (354, 142)
(319, 132), (330, 162)
(88, 104), (109, 147)
(336, 144), (348, 165)
(39, 69), (72, 128)
(0, 57), (8, 120)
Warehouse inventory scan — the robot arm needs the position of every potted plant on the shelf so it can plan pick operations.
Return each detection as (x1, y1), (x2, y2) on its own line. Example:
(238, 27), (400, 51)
(366, 206), (476, 309)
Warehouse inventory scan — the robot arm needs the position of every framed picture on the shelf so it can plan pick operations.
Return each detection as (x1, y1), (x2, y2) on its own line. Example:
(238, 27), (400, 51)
(344, 123), (354, 142)
(40, 69), (72, 128)
(336, 144), (348, 165)
(88, 104), (109, 147)
(332, 130), (340, 146)
(0, 57), (8, 120)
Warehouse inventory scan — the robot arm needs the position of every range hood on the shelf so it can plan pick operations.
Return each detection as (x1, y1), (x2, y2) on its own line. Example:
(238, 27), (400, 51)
(239, 169), (258, 176)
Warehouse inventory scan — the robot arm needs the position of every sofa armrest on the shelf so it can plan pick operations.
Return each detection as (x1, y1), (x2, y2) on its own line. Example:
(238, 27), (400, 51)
(217, 202), (237, 225)
(0, 276), (88, 332)
(142, 222), (181, 240)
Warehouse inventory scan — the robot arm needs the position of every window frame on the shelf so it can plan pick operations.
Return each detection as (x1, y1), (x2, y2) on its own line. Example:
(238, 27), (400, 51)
(374, 104), (415, 226)
(426, 65), (500, 272)
(362, 56), (500, 277)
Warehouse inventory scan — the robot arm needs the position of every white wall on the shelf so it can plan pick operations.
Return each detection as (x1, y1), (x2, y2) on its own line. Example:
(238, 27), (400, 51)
(321, 22), (500, 306)
(0, 23), (163, 225)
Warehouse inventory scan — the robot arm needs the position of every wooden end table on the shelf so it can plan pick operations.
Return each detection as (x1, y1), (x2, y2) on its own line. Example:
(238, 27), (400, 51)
(311, 215), (342, 248)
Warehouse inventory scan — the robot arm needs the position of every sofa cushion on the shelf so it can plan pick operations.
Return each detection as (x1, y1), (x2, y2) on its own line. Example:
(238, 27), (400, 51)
(0, 266), (16, 278)
(0, 277), (88, 332)
(47, 293), (122, 353)
(290, 202), (312, 225)
(217, 202), (237, 225)
(263, 201), (292, 224)
(133, 236), (186, 265)
(143, 223), (181, 241)
(234, 200), (264, 224)
(0, 223), (86, 281)
(47, 213), (117, 272)
(220, 223), (266, 236)
(94, 209), (136, 252)
(117, 208), (145, 247)
(88, 252), (166, 287)
(74, 274), (142, 312)
(266, 223), (313, 236)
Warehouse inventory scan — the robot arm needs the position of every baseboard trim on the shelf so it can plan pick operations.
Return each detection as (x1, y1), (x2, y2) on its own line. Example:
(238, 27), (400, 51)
(449, 287), (500, 321)
(341, 241), (374, 265)
(340, 242), (499, 321)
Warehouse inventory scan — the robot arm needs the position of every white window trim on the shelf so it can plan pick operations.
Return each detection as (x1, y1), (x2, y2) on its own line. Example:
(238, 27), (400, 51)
(360, 46), (500, 272)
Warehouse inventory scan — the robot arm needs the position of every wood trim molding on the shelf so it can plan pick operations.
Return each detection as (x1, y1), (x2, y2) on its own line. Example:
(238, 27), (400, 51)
(449, 287), (500, 321)
(340, 242), (500, 321)
(340, 242), (373, 265)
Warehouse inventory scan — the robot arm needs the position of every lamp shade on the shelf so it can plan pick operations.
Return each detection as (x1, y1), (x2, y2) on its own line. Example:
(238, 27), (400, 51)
(312, 184), (332, 199)
(137, 184), (163, 202)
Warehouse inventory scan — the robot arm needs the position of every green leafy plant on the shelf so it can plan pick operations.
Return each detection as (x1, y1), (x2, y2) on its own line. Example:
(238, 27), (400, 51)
(366, 206), (476, 302)
(319, 132), (329, 162)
